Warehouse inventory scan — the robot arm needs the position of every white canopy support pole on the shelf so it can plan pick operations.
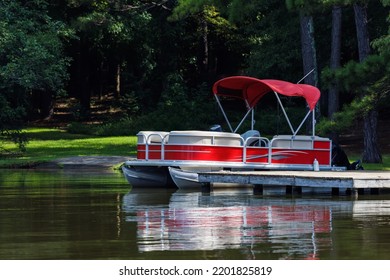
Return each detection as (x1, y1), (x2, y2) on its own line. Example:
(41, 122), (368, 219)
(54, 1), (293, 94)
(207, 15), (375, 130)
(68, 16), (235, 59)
(234, 108), (253, 133)
(297, 68), (314, 84)
(312, 107), (316, 137)
(214, 95), (233, 132)
(293, 109), (312, 137)
(274, 92), (295, 135)
(251, 108), (255, 130)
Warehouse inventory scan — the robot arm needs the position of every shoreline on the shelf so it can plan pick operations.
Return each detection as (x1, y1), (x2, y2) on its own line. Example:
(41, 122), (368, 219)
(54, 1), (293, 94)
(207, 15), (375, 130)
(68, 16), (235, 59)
(34, 156), (131, 170)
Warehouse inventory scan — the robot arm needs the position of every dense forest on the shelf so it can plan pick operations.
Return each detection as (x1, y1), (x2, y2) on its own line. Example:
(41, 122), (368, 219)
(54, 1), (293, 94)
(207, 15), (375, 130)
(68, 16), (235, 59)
(0, 0), (389, 163)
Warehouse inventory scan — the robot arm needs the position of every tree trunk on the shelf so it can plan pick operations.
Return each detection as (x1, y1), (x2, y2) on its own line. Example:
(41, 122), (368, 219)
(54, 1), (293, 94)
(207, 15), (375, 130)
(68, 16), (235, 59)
(115, 63), (121, 98)
(353, 3), (370, 62)
(299, 12), (318, 87)
(328, 6), (342, 144)
(30, 90), (54, 120)
(299, 11), (319, 134)
(79, 35), (91, 114)
(353, 3), (382, 163)
(363, 110), (382, 162)
(98, 61), (104, 100)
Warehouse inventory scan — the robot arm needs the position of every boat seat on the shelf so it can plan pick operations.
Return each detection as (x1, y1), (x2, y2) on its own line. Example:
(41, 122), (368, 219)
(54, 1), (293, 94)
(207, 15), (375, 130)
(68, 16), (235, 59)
(241, 130), (261, 146)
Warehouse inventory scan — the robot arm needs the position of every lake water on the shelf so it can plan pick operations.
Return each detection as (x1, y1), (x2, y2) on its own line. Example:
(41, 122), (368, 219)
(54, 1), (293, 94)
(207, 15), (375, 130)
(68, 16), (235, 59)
(1, 169), (390, 260)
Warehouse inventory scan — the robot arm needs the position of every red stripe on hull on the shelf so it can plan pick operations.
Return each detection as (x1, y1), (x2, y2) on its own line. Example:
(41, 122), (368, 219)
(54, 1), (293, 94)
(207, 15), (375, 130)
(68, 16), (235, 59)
(137, 144), (331, 165)
(313, 141), (331, 149)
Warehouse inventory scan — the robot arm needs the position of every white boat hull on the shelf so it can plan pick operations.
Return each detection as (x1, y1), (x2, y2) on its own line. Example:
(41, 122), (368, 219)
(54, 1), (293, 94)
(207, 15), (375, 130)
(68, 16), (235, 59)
(168, 167), (201, 189)
(168, 167), (254, 189)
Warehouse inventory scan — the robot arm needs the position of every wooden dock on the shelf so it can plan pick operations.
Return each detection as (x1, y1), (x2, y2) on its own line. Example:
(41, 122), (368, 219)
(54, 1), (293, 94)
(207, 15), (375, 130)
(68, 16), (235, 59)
(198, 170), (390, 195)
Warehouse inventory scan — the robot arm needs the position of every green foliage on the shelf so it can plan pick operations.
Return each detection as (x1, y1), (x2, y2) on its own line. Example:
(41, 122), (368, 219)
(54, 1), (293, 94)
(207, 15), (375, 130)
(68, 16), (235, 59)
(169, 0), (215, 20)
(0, 0), (70, 93)
(318, 74), (389, 136)
(133, 73), (217, 131)
(285, 0), (325, 13)
(234, 0), (302, 81)
(320, 33), (389, 136)
(0, 95), (28, 154)
(0, 0), (70, 153)
(317, 97), (363, 135)
(322, 55), (387, 91)
(67, 122), (95, 135)
(256, 107), (307, 135)
(318, 0), (389, 140)
(119, 91), (140, 116)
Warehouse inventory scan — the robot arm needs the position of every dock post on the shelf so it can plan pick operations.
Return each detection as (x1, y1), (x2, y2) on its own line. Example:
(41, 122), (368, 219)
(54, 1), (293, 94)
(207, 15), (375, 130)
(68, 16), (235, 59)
(201, 183), (211, 193)
(370, 188), (380, 195)
(358, 188), (365, 195)
(370, 188), (379, 194)
(286, 186), (302, 195)
(295, 186), (302, 195)
(253, 184), (263, 195)
(346, 188), (358, 197)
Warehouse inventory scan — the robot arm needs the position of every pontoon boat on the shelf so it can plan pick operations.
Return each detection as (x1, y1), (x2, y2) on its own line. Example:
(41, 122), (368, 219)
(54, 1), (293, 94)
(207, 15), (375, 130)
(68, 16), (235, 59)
(122, 76), (337, 188)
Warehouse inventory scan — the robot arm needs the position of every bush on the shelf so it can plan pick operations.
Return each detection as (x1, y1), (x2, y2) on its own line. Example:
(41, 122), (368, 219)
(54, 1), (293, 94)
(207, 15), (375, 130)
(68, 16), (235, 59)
(67, 122), (95, 135)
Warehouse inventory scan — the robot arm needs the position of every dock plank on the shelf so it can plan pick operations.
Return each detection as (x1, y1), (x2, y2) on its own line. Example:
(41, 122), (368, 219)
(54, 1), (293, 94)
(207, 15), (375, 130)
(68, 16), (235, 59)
(198, 170), (390, 189)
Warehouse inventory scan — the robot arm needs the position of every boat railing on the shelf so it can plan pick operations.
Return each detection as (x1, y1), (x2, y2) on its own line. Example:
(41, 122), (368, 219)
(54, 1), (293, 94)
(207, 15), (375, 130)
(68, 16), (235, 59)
(139, 131), (329, 164)
(167, 131), (243, 146)
(138, 132), (169, 160)
(270, 135), (315, 149)
(140, 131), (244, 160)
(242, 136), (269, 147)
(243, 135), (329, 164)
(242, 136), (270, 163)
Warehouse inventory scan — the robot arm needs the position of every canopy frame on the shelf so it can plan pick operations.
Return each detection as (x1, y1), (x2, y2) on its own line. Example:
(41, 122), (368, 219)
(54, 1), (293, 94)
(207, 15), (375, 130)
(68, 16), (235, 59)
(212, 76), (319, 136)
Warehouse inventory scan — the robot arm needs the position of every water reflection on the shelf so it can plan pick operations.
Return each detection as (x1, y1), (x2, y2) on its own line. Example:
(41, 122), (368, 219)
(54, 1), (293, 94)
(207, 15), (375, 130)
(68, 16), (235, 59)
(1, 169), (390, 260)
(124, 190), (325, 258)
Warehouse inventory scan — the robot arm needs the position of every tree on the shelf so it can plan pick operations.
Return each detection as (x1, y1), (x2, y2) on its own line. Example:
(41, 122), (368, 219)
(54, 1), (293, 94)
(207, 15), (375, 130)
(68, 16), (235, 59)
(319, 0), (388, 163)
(286, 0), (320, 87)
(353, 1), (382, 163)
(0, 0), (70, 153)
(327, 4), (343, 143)
(170, 0), (250, 82)
(0, 0), (70, 117)
(62, 0), (156, 113)
(285, 0), (322, 134)
(328, 5), (342, 117)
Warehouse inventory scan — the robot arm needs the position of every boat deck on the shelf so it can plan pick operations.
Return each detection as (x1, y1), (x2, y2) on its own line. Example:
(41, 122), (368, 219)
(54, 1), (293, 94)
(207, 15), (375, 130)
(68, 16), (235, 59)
(198, 170), (390, 196)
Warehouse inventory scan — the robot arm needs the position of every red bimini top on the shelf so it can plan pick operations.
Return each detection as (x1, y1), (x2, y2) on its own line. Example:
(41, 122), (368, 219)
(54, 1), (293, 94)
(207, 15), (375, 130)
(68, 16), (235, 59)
(212, 76), (320, 111)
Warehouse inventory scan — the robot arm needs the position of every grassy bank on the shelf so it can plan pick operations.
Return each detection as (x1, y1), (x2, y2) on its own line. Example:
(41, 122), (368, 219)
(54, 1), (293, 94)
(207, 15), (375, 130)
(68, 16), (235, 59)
(1, 127), (389, 170)
(0, 128), (137, 168)
(355, 155), (390, 171)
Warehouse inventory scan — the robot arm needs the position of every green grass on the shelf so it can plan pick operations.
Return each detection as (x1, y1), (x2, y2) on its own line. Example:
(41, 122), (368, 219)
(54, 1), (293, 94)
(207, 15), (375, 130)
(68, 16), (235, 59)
(348, 154), (390, 171)
(0, 127), (137, 167)
(1, 127), (389, 170)
(359, 156), (390, 171)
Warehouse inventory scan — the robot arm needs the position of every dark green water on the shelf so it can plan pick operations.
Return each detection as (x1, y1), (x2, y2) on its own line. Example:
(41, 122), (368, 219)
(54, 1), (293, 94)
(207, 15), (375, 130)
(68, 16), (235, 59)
(1, 169), (390, 260)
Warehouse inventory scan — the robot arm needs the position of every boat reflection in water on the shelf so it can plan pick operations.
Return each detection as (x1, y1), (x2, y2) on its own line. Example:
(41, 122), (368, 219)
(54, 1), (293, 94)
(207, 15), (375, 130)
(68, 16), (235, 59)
(122, 189), (355, 258)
